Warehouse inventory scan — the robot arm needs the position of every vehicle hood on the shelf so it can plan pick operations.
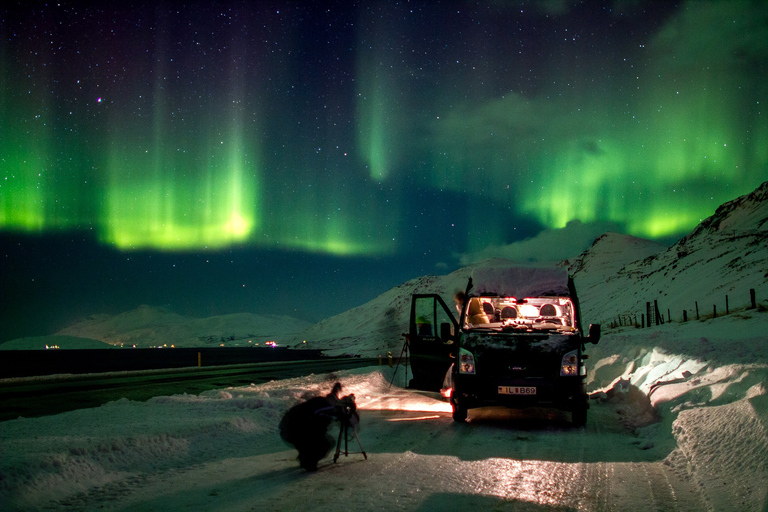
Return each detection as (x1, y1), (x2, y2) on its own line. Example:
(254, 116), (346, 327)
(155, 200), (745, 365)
(463, 331), (575, 353)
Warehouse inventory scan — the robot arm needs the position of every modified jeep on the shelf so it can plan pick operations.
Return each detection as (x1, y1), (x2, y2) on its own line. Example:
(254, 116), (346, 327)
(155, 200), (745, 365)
(407, 266), (600, 426)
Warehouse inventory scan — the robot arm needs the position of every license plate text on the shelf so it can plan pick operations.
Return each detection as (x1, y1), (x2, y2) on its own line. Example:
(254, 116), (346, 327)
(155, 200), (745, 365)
(498, 386), (536, 395)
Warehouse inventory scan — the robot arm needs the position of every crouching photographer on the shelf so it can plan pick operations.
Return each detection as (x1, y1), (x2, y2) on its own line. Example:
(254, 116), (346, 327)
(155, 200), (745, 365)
(279, 382), (361, 471)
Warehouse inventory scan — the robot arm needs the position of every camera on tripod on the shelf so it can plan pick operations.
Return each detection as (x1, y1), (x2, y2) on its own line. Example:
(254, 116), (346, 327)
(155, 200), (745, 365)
(332, 393), (366, 463)
(335, 395), (359, 427)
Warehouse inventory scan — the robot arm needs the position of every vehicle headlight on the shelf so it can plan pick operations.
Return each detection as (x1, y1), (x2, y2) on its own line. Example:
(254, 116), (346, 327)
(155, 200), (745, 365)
(458, 347), (476, 374)
(560, 349), (579, 376)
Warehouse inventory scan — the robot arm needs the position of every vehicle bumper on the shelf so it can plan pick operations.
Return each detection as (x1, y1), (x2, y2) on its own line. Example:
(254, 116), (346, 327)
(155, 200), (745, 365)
(452, 374), (587, 412)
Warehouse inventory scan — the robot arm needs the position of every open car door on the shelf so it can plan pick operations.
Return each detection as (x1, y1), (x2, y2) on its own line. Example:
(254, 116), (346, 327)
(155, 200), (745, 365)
(407, 294), (458, 391)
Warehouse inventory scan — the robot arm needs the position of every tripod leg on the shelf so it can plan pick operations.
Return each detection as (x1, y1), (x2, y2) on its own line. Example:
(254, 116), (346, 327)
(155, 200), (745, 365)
(351, 428), (368, 460)
(333, 421), (367, 463)
(389, 339), (409, 388)
(333, 423), (344, 463)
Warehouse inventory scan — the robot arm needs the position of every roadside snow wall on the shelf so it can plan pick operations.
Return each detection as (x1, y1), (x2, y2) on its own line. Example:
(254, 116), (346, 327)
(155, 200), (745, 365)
(588, 315), (768, 512)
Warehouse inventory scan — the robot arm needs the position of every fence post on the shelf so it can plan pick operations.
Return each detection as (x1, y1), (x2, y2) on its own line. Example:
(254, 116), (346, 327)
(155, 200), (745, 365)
(726, 295), (729, 315)
(683, 310), (688, 322)
(654, 300), (661, 326)
(751, 289), (756, 309)
(641, 313), (645, 328)
(646, 302), (651, 327)
(667, 309), (671, 323)
(713, 305), (717, 318)
(695, 301), (699, 320)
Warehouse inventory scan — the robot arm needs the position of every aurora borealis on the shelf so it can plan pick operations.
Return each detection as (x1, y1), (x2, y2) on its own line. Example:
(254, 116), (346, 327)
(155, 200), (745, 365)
(1, 1), (767, 339)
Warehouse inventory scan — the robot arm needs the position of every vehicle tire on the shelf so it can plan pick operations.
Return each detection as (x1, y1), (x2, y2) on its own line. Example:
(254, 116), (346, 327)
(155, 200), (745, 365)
(452, 399), (467, 423)
(572, 405), (587, 427)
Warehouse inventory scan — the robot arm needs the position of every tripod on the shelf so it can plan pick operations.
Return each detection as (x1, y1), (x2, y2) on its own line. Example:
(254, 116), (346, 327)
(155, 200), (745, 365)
(333, 409), (367, 463)
(388, 333), (410, 388)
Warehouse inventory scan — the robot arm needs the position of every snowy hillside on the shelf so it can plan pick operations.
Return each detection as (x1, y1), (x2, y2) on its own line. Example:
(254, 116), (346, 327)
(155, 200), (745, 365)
(285, 269), (470, 356)
(564, 232), (667, 284)
(54, 305), (313, 349)
(290, 182), (768, 358)
(570, 181), (768, 329)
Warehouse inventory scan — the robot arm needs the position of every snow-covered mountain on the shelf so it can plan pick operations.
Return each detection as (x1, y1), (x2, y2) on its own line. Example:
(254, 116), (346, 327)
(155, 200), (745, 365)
(569, 181), (768, 328)
(54, 305), (313, 348)
(0, 335), (114, 350)
(285, 268), (471, 356)
(290, 181), (768, 356)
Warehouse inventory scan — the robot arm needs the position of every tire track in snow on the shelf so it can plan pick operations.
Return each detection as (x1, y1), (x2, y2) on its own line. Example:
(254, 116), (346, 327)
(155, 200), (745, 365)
(254, 402), (710, 511)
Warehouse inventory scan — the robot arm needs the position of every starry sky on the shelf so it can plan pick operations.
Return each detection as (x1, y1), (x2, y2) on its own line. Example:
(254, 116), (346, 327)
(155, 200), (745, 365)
(1, 1), (766, 341)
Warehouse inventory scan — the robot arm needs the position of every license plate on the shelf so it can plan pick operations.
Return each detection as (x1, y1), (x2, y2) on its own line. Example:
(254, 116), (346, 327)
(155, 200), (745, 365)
(498, 386), (536, 395)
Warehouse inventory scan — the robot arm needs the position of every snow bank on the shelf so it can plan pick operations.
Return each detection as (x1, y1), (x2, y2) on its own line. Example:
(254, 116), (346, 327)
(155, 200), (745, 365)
(0, 367), (406, 511)
(585, 310), (768, 511)
(673, 384), (768, 511)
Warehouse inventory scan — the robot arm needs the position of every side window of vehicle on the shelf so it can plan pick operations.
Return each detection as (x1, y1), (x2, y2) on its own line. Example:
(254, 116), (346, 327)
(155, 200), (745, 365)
(435, 305), (455, 341)
(414, 297), (436, 337)
(412, 295), (457, 343)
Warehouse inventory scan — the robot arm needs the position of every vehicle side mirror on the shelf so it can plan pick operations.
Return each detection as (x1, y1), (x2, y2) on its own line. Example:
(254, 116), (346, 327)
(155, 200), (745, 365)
(588, 324), (601, 345)
(440, 322), (454, 344)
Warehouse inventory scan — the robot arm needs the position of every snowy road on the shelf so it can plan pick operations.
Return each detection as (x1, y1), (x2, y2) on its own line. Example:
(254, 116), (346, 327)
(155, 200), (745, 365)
(102, 434), (705, 512)
(4, 370), (717, 512)
(246, 403), (707, 512)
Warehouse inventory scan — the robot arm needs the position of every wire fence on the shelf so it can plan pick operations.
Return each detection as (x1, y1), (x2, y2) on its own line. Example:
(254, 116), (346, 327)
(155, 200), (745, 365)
(608, 289), (762, 329)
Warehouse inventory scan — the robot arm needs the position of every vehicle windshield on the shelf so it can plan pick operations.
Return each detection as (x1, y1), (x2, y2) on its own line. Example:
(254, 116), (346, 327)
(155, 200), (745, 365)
(462, 295), (577, 333)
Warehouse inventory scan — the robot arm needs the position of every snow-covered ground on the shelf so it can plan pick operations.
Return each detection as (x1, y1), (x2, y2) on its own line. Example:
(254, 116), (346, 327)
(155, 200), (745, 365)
(1, 182), (767, 510)
(2, 308), (767, 511)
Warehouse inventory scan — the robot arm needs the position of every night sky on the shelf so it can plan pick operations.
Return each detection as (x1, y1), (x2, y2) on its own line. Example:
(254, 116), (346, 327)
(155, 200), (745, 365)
(1, 1), (766, 342)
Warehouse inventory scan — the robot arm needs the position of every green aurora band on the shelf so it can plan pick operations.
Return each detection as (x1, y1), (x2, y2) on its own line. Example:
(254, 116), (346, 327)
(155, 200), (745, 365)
(429, 1), (767, 241)
(1, 2), (766, 255)
(101, 52), (259, 251)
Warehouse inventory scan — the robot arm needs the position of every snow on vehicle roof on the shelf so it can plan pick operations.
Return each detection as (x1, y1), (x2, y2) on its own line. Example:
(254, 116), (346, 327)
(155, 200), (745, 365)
(469, 265), (570, 298)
